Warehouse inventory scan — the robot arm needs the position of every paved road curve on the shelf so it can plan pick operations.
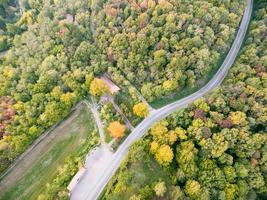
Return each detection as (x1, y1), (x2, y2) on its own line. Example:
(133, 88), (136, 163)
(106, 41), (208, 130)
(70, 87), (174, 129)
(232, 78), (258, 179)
(73, 0), (253, 199)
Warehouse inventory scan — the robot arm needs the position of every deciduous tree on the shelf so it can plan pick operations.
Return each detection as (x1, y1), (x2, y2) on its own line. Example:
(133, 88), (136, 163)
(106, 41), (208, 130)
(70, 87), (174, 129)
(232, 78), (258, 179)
(154, 181), (166, 197)
(133, 102), (149, 118)
(155, 144), (173, 166)
(107, 121), (126, 139)
(89, 78), (109, 97)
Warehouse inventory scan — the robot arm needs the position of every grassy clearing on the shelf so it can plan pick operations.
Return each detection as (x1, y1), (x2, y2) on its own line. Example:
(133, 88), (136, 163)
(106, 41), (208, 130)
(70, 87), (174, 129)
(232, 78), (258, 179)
(104, 126), (112, 143)
(101, 139), (172, 200)
(1, 106), (99, 200)
(150, 86), (199, 108)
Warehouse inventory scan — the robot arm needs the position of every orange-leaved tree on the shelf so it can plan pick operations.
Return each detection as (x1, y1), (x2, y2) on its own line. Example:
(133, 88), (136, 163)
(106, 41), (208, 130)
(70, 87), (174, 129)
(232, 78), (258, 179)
(107, 121), (126, 139)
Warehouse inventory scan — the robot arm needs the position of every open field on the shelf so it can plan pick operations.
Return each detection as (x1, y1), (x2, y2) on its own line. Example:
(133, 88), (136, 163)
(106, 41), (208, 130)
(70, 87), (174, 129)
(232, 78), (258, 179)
(101, 141), (172, 200)
(0, 105), (99, 200)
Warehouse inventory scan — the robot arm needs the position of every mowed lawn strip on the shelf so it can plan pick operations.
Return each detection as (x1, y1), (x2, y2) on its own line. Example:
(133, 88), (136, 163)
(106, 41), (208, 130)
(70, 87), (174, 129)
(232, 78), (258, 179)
(1, 105), (99, 200)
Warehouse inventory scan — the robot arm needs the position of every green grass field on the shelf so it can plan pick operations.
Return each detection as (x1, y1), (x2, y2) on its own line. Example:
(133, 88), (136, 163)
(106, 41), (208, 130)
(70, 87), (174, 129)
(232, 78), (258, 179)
(104, 126), (112, 143)
(1, 106), (99, 200)
(101, 140), (171, 200)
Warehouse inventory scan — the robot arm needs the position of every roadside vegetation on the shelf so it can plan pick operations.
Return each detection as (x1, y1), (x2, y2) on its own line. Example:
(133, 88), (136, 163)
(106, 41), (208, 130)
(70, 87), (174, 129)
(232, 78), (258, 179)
(0, 0), (95, 174)
(0, 0), (248, 174)
(1, 105), (99, 200)
(94, 0), (246, 106)
(109, 68), (148, 126)
(102, 139), (172, 200)
(99, 101), (126, 143)
(0, 0), (21, 52)
(102, 3), (267, 200)
(0, 0), (264, 198)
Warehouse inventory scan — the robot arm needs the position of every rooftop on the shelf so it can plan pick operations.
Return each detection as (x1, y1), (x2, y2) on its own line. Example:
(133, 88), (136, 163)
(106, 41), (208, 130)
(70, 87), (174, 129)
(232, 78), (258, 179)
(100, 75), (120, 94)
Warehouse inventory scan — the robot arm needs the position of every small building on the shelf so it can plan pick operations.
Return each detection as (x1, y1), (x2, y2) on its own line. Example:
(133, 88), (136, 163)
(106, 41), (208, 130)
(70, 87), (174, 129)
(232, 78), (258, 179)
(100, 75), (120, 95)
(67, 167), (86, 196)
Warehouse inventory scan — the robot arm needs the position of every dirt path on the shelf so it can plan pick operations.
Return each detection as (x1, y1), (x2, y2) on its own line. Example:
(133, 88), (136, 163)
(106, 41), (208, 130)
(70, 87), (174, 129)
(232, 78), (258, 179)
(110, 98), (134, 130)
(131, 85), (154, 111)
(83, 100), (106, 145)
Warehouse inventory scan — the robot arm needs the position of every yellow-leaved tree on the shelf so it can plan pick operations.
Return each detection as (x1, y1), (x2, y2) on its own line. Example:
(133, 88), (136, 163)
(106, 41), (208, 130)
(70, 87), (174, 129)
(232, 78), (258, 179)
(154, 181), (167, 197)
(133, 102), (149, 118)
(60, 92), (76, 106)
(89, 78), (109, 97)
(175, 127), (187, 140)
(108, 121), (126, 139)
(155, 144), (173, 166)
(162, 80), (177, 93)
(229, 111), (247, 126)
(150, 141), (159, 154)
(150, 121), (169, 144)
(185, 180), (201, 199)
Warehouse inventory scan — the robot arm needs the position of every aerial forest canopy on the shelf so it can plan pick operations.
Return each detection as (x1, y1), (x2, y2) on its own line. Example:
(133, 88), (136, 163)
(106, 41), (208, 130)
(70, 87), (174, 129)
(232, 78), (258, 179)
(0, 0), (254, 178)
(103, 3), (267, 200)
(0, 0), (266, 199)
(0, 0), (96, 173)
(94, 0), (246, 102)
(0, 0), (21, 51)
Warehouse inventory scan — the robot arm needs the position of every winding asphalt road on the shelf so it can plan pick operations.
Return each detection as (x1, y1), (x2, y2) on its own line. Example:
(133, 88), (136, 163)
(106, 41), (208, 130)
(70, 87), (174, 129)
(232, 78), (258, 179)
(72, 0), (253, 199)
